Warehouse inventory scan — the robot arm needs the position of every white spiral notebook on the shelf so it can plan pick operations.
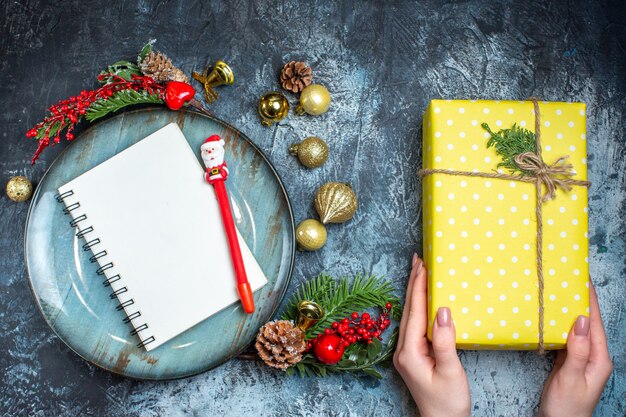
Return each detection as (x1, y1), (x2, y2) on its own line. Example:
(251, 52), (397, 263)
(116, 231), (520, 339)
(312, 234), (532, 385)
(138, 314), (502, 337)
(56, 123), (267, 351)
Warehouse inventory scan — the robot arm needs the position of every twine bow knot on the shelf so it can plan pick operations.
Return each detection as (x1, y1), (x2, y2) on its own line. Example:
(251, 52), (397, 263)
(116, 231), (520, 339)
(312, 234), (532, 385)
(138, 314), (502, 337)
(514, 152), (577, 202)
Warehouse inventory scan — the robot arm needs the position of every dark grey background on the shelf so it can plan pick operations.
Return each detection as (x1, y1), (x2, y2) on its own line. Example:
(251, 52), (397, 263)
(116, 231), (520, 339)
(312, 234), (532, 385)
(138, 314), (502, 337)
(1, 1), (624, 416)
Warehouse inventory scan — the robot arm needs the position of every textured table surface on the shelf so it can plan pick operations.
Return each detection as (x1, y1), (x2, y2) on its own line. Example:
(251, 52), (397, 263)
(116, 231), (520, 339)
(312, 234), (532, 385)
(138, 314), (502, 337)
(1, 1), (624, 416)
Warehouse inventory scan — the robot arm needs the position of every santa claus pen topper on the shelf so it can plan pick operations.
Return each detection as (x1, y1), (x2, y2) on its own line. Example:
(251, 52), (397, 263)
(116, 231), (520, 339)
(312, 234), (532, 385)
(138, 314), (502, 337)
(201, 135), (255, 314)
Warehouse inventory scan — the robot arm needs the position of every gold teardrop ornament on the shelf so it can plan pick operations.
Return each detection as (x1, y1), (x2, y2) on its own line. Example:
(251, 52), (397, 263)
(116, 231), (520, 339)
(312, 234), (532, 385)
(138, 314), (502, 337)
(295, 219), (327, 251)
(314, 182), (358, 224)
(289, 136), (329, 168)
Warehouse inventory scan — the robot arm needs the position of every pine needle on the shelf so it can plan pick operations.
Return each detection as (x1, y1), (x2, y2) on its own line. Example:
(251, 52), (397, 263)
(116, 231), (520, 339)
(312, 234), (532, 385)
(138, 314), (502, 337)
(85, 90), (163, 121)
(482, 122), (537, 175)
(282, 274), (334, 321)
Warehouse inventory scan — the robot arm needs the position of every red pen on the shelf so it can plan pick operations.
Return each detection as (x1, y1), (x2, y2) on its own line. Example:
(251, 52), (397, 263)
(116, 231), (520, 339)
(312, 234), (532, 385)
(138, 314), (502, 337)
(201, 135), (255, 314)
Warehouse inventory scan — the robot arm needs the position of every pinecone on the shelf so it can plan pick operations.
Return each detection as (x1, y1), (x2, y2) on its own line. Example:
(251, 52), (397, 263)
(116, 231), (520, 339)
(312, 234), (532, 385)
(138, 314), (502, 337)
(280, 61), (313, 93)
(255, 320), (307, 369)
(140, 51), (189, 83)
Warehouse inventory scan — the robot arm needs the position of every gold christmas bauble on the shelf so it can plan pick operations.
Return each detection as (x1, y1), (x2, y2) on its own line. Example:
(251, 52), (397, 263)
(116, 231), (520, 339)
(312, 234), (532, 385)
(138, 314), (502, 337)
(258, 92), (289, 126)
(289, 137), (329, 168)
(314, 182), (358, 224)
(295, 84), (331, 116)
(295, 219), (327, 251)
(6, 176), (33, 202)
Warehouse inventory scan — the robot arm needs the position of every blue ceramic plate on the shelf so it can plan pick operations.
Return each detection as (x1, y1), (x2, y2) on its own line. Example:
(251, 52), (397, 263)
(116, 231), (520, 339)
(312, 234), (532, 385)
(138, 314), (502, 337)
(25, 108), (295, 380)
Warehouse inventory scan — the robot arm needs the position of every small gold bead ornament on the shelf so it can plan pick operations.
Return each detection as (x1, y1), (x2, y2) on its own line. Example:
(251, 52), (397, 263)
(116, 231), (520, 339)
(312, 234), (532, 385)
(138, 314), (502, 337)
(6, 176), (33, 202)
(295, 84), (331, 116)
(289, 137), (329, 168)
(258, 92), (290, 126)
(295, 219), (327, 251)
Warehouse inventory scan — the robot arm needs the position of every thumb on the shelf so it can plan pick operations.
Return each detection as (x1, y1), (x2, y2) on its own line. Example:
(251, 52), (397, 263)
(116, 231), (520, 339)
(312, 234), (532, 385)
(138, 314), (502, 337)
(560, 315), (591, 377)
(431, 307), (463, 376)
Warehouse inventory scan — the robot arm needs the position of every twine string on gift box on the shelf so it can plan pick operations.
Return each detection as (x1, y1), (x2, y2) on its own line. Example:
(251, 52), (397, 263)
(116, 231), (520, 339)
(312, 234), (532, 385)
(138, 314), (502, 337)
(419, 98), (590, 354)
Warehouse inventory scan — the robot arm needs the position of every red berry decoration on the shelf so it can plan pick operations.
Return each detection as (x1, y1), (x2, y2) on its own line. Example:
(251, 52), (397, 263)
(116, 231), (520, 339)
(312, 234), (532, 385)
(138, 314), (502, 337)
(310, 302), (394, 362)
(164, 81), (195, 110)
(26, 73), (166, 163)
(25, 43), (210, 164)
(313, 334), (345, 365)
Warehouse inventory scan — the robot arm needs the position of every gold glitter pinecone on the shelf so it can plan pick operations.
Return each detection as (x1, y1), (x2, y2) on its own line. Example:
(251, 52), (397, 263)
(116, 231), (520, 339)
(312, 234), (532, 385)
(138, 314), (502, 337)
(140, 51), (189, 83)
(280, 61), (312, 93)
(255, 320), (307, 369)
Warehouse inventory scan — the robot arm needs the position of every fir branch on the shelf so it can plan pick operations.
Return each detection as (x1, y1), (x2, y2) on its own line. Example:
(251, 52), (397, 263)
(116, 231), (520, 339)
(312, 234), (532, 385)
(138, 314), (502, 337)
(98, 60), (143, 84)
(309, 274), (401, 338)
(482, 122), (537, 175)
(279, 274), (401, 379)
(85, 90), (163, 122)
(281, 274), (401, 339)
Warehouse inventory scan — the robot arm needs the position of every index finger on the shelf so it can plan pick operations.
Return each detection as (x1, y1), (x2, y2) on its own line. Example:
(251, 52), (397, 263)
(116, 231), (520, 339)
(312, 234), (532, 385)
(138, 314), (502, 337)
(402, 261), (429, 352)
(397, 255), (420, 349)
(587, 281), (611, 365)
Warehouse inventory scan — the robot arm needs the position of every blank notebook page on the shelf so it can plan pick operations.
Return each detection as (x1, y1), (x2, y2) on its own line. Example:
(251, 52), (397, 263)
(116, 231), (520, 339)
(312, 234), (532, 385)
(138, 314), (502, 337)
(57, 123), (267, 351)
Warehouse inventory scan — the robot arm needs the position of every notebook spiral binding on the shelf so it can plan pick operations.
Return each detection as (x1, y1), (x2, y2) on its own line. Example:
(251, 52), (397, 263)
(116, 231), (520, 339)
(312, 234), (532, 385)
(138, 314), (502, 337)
(56, 190), (156, 349)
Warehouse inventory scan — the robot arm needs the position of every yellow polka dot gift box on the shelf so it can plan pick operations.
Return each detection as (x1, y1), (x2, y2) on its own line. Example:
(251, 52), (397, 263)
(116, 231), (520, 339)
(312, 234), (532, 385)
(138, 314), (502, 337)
(422, 99), (589, 351)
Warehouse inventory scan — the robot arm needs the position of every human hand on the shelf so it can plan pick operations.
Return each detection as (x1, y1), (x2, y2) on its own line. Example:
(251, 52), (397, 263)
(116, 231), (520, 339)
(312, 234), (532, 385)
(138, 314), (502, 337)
(394, 254), (470, 417)
(538, 282), (613, 417)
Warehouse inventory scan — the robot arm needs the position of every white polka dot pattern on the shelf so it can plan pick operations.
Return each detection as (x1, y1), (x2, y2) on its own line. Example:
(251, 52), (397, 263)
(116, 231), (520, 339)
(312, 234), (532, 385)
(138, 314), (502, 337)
(422, 99), (589, 351)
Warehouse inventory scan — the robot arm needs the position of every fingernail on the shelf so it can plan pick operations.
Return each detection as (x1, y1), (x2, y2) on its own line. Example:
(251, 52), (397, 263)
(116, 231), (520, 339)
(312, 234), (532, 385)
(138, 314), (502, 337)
(416, 259), (423, 275)
(412, 253), (418, 267)
(437, 307), (451, 327)
(574, 315), (590, 337)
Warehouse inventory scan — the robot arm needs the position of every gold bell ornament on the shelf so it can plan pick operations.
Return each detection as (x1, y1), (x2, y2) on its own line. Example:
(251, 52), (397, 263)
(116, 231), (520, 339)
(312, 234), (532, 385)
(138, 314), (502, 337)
(192, 60), (235, 103)
(295, 300), (324, 331)
(314, 182), (358, 224)
(6, 176), (33, 202)
(296, 219), (327, 251)
(258, 92), (290, 126)
(295, 84), (331, 116)
(289, 136), (329, 168)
